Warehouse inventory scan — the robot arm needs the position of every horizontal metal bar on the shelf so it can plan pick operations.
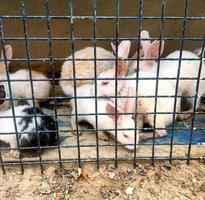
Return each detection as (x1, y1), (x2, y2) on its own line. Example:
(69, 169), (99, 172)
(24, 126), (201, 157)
(0, 57), (202, 62)
(1, 108), (205, 119)
(1, 156), (204, 167)
(1, 76), (205, 82)
(1, 142), (204, 152)
(1, 15), (205, 20)
(0, 93), (204, 101)
(3, 37), (204, 41)
(1, 109), (205, 121)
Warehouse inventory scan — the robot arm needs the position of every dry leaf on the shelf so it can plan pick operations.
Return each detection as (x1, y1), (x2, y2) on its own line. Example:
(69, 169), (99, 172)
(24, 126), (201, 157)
(38, 181), (51, 194)
(78, 168), (90, 180)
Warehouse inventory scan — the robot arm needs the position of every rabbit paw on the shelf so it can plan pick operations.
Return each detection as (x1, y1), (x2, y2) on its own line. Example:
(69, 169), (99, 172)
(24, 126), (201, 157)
(139, 132), (161, 142)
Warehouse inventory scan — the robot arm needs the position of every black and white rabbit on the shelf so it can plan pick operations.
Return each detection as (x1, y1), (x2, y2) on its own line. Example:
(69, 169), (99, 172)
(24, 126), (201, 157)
(0, 85), (58, 158)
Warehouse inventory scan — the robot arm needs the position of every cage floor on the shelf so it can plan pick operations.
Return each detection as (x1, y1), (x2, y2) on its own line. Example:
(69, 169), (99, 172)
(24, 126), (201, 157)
(2, 87), (205, 164)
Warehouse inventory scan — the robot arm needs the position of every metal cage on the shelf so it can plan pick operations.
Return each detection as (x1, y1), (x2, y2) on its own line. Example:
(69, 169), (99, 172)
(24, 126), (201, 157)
(0, 0), (205, 174)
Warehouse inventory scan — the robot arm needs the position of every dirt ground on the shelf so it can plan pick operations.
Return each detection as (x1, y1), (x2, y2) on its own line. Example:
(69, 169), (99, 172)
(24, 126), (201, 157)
(0, 160), (205, 200)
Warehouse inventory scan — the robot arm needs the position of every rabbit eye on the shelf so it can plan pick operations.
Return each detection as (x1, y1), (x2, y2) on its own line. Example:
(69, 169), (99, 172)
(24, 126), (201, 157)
(123, 133), (129, 139)
(102, 81), (109, 85)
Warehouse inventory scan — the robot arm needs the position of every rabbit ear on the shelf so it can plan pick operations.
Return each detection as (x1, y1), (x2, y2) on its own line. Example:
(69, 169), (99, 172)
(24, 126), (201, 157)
(111, 42), (116, 54)
(147, 40), (165, 60)
(140, 30), (151, 58)
(111, 40), (131, 59)
(124, 87), (135, 114)
(1, 45), (13, 65)
(127, 49), (144, 68)
(117, 59), (128, 77)
(118, 40), (131, 58)
(106, 103), (121, 121)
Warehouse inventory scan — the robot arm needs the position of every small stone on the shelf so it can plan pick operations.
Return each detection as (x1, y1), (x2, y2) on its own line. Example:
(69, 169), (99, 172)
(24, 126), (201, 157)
(38, 181), (52, 194)
(71, 171), (78, 180)
(125, 186), (134, 195)
(78, 168), (82, 176)
(108, 172), (115, 179)
(192, 178), (197, 183)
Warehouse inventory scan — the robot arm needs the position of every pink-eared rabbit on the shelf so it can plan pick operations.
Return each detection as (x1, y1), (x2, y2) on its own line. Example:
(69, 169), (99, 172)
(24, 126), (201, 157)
(129, 30), (205, 120)
(0, 45), (51, 107)
(0, 85), (58, 158)
(70, 84), (138, 150)
(59, 42), (131, 96)
(92, 41), (181, 140)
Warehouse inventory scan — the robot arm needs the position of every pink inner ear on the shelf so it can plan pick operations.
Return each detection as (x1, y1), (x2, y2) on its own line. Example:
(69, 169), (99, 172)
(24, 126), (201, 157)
(117, 60), (127, 77)
(147, 40), (164, 59)
(106, 103), (120, 121)
(139, 49), (144, 58)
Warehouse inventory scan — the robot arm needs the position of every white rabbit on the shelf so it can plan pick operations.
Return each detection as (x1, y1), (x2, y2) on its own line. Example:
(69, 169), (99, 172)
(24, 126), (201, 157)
(92, 41), (181, 140)
(59, 41), (131, 97)
(0, 87), (58, 158)
(70, 84), (138, 150)
(0, 45), (51, 107)
(59, 46), (114, 96)
(129, 30), (205, 120)
(193, 47), (204, 58)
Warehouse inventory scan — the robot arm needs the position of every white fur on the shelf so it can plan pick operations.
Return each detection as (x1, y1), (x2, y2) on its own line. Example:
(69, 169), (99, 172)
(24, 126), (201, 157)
(92, 39), (181, 139)
(194, 47), (204, 57)
(0, 69), (51, 107)
(0, 45), (51, 107)
(60, 47), (114, 96)
(0, 105), (33, 148)
(129, 31), (205, 112)
(71, 84), (138, 150)
(94, 71), (181, 138)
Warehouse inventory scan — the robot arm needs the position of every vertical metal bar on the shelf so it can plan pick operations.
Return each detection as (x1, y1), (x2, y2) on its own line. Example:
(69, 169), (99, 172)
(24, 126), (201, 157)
(19, 0), (43, 172)
(44, 0), (62, 169)
(187, 37), (205, 165)
(151, 0), (166, 165)
(133, 0), (143, 167)
(68, 0), (81, 168)
(169, 0), (189, 162)
(114, 0), (120, 168)
(0, 151), (5, 174)
(0, 18), (24, 174)
(92, 0), (100, 168)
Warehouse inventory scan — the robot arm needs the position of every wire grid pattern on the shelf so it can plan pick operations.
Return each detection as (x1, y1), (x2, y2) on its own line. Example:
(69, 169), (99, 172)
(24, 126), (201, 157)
(0, 0), (204, 174)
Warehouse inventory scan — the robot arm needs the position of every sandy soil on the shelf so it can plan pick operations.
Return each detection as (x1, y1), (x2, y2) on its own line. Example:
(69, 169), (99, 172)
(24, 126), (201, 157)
(1, 88), (205, 199)
(0, 160), (205, 200)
